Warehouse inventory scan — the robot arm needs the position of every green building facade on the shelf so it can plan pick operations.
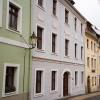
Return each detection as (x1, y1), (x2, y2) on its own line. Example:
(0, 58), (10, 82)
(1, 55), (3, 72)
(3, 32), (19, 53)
(0, 0), (31, 100)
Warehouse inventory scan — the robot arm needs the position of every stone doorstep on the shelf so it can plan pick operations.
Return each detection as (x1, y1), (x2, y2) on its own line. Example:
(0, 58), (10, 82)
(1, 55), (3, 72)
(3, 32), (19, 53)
(57, 91), (100, 100)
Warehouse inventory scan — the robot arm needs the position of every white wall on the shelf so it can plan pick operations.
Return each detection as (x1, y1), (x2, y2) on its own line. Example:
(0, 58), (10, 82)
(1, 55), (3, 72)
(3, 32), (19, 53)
(31, 0), (86, 100)
(31, 59), (85, 100)
(32, 0), (85, 65)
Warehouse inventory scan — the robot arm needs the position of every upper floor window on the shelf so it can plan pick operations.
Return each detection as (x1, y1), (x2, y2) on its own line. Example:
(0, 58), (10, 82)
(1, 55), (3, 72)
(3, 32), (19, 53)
(94, 59), (96, 68)
(74, 17), (77, 30)
(0, 0), (3, 27)
(91, 58), (93, 68)
(65, 9), (69, 24)
(65, 39), (69, 56)
(9, 2), (19, 31)
(87, 57), (90, 67)
(81, 23), (83, 34)
(52, 33), (57, 53)
(87, 39), (89, 48)
(37, 26), (43, 49)
(91, 41), (93, 50)
(53, 0), (57, 15)
(38, 0), (43, 7)
(94, 43), (96, 52)
(75, 43), (77, 58)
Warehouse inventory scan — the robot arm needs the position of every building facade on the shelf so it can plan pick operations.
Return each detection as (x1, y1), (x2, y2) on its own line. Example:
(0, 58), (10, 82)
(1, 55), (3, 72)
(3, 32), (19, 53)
(0, 0), (31, 100)
(31, 0), (86, 100)
(85, 22), (98, 93)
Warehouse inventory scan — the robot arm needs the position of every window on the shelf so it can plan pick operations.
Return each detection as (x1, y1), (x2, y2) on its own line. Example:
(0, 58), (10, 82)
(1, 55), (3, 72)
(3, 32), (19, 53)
(65, 9), (69, 24)
(87, 57), (90, 67)
(92, 77), (94, 86)
(74, 17), (77, 30)
(0, 0), (3, 27)
(36, 70), (43, 93)
(81, 46), (83, 59)
(87, 39), (89, 48)
(3, 64), (20, 96)
(91, 58), (93, 68)
(53, 0), (57, 15)
(9, 2), (19, 31)
(52, 33), (57, 53)
(95, 77), (96, 85)
(81, 23), (83, 34)
(38, 0), (43, 7)
(94, 43), (96, 52)
(75, 71), (78, 85)
(37, 26), (43, 49)
(51, 71), (57, 91)
(94, 59), (96, 68)
(91, 41), (93, 50)
(75, 43), (77, 58)
(81, 72), (84, 84)
(65, 39), (69, 56)
(5, 67), (16, 93)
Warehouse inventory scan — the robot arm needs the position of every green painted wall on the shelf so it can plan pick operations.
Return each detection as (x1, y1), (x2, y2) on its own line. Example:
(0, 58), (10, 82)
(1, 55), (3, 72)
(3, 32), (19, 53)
(0, 0), (31, 99)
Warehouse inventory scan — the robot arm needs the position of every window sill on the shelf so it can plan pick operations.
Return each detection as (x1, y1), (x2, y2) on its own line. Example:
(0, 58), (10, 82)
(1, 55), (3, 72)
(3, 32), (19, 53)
(50, 90), (58, 94)
(64, 55), (70, 58)
(36, 5), (45, 12)
(64, 22), (70, 27)
(52, 14), (58, 20)
(34, 93), (44, 98)
(51, 52), (58, 56)
(6, 28), (21, 35)
(2, 91), (17, 97)
(35, 49), (45, 53)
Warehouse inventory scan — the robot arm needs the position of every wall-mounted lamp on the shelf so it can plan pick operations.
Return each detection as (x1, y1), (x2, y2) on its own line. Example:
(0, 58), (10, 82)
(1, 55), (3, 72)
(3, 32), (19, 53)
(30, 32), (37, 49)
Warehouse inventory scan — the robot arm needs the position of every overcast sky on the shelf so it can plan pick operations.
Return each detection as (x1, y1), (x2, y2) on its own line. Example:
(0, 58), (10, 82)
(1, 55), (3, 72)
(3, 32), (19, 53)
(74, 0), (100, 29)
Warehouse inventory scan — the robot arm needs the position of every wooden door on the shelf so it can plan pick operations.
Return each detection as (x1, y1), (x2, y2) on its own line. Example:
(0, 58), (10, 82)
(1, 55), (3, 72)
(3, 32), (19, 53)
(63, 72), (69, 96)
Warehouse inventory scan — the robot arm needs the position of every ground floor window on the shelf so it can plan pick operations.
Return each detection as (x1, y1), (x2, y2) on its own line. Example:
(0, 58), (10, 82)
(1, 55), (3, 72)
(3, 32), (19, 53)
(51, 71), (57, 91)
(3, 64), (20, 96)
(75, 71), (78, 86)
(36, 70), (43, 94)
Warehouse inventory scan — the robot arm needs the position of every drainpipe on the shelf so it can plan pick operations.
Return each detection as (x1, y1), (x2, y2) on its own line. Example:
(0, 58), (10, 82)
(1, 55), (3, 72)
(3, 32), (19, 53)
(27, 0), (32, 100)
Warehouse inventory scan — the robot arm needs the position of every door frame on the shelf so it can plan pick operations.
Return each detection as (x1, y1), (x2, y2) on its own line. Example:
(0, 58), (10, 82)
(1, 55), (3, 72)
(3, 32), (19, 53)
(63, 71), (70, 96)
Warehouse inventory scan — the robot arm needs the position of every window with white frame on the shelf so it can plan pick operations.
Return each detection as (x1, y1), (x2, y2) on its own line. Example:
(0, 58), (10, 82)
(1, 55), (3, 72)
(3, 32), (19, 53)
(7, 0), (22, 32)
(51, 71), (57, 91)
(38, 0), (43, 7)
(75, 71), (78, 85)
(35, 70), (43, 94)
(2, 64), (20, 96)
(0, 0), (3, 27)
(81, 71), (84, 84)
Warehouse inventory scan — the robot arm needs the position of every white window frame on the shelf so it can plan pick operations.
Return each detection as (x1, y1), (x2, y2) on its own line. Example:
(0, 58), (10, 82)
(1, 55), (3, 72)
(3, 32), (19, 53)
(36, 25), (45, 51)
(6, 0), (22, 33)
(34, 68), (45, 97)
(50, 69), (58, 93)
(0, 0), (3, 27)
(2, 63), (20, 97)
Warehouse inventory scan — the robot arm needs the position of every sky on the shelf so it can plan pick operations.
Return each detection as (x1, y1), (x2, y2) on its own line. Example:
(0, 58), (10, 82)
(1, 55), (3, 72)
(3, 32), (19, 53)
(74, 0), (100, 29)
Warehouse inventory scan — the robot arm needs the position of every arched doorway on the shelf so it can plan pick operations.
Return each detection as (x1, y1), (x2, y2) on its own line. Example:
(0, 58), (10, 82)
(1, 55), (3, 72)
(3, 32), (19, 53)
(87, 76), (91, 93)
(63, 72), (70, 96)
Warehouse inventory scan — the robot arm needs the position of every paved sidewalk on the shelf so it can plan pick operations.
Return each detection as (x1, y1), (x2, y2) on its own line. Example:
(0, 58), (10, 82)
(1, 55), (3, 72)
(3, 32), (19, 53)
(68, 92), (100, 100)
(59, 92), (100, 100)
